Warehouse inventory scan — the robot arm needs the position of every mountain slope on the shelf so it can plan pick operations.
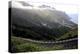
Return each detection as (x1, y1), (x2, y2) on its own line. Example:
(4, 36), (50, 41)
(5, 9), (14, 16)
(11, 7), (76, 28)
(10, 7), (77, 41)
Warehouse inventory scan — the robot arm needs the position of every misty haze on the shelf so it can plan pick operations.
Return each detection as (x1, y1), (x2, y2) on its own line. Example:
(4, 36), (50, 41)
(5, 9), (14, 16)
(9, 1), (78, 53)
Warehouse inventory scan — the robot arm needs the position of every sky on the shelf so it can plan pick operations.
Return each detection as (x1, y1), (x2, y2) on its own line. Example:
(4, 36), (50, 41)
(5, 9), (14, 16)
(12, 0), (80, 24)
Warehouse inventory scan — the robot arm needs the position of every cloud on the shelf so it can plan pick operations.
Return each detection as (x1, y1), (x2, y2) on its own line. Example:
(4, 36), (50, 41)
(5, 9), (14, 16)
(11, 1), (23, 8)
(18, 1), (33, 7)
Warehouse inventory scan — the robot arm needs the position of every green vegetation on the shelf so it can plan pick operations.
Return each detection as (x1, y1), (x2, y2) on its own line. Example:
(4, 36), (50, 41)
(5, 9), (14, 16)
(11, 36), (64, 53)
(10, 27), (78, 53)
(12, 24), (71, 41)
(56, 28), (78, 40)
(10, 6), (78, 53)
(11, 23), (78, 53)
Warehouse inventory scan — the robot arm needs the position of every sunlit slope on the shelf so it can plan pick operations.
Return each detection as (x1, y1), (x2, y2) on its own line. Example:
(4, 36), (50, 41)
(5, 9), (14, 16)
(57, 27), (78, 40)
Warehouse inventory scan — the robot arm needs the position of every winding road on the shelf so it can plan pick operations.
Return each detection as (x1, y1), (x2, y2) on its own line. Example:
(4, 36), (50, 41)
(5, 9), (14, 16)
(12, 36), (78, 49)
(13, 37), (78, 44)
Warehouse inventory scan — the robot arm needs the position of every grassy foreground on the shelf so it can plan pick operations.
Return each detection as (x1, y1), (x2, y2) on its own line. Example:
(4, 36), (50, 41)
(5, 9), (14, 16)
(10, 36), (64, 53)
